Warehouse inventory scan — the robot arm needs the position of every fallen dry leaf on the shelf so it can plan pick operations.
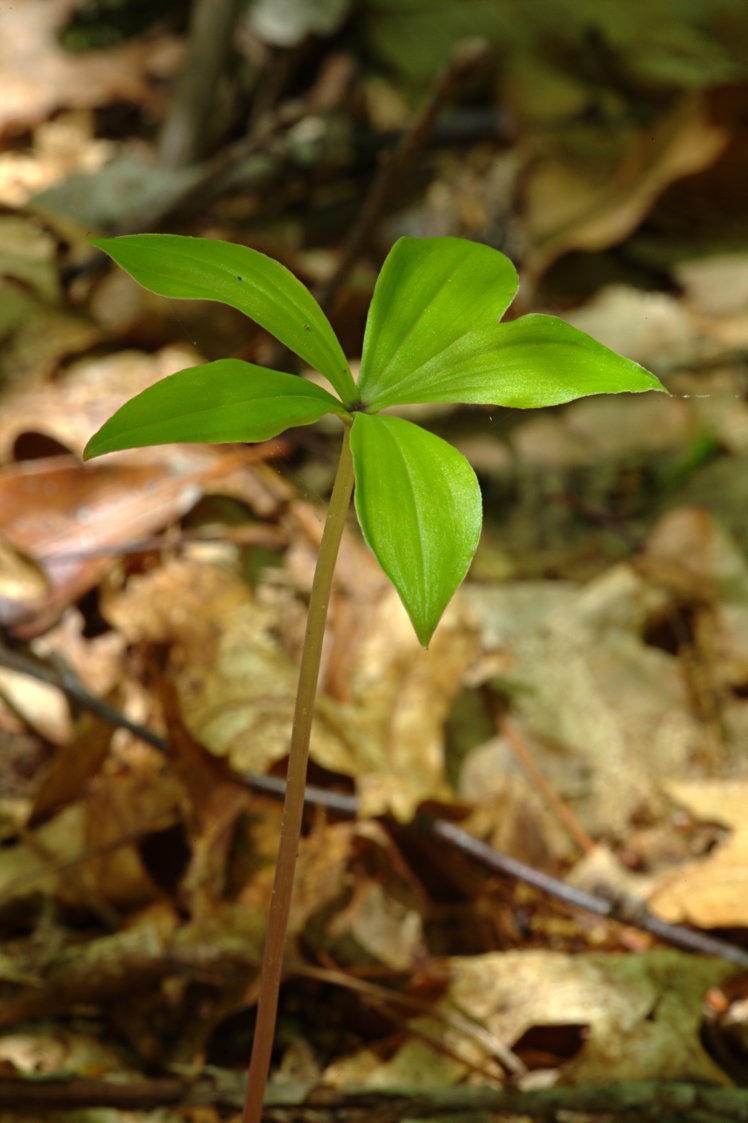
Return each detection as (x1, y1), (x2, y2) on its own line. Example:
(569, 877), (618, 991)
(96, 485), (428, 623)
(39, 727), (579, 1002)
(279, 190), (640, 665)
(328, 879), (423, 970)
(675, 252), (748, 322)
(327, 949), (734, 1089)
(105, 550), (475, 820)
(0, 536), (48, 610)
(511, 390), (695, 470)
(0, 0), (173, 137)
(286, 821), (359, 943)
(0, 110), (115, 209)
(649, 779), (748, 928)
(0, 1023), (148, 1081)
(563, 287), (700, 371)
(0, 345), (200, 460)
(524, 96), (728, 278)
(0, 663), (71, 747)
(641, 506), (748, 694)
(347, 588), (478, 820)
(102, 553), (366, 780)
(0, 213), (98, 387)
(28, 708), (113, 825)
(463, 565), (703, 833)
(0, 348), (286, 634)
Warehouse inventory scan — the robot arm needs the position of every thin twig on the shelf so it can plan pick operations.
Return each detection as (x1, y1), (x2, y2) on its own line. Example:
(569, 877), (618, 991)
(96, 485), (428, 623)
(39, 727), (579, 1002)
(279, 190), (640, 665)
(499, 716), (596, 853)
(38, 523), (288, 563)
(316, 39), (494, 310)
(0, 643), (165, 752)
(297, 963), (525, 1078)
(425, 817), (748, 969)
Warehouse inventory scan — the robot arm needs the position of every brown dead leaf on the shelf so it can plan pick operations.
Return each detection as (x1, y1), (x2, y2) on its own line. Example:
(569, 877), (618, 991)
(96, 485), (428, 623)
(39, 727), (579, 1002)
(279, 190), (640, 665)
(676, 252), (748, 323)
(0, 916), (172, 1028)
(103, 554), (365, 780)
(0, 802), (84, 907)
(641, 506), (748, 599)
(683, 368), (748, 457)
(0, 345), (200, 460)
(0, 361), (284, 634)
(76, 762), (182, 910)
(641, 507), (748, 696)
(327, 879), (424, 970)
(512, 391), (695, 471)
(0, 296), (99, 391)
(0, 536), (48, 611)
(0, 1023), (145, 1081)
(159, 694), (253, 918)
(524, 96), (728, 278)
(0, 213), (98, 387)
(33, 607), (125, 700)
(28, 707), (115, 825)
(459, 740), (575, 868)
(0, 748), (182, 917)
(563, 287), (700, 371)
(105, 551), (477, 820)
(293, 820), (425, 970)
(0, 0), (173, 137)
(287, 821), (359, 944)
(0, 213), (60, 302)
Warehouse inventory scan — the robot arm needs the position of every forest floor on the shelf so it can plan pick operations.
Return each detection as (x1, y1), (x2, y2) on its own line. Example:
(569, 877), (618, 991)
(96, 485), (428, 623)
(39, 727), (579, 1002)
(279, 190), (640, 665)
(2, 3), (748, 1121)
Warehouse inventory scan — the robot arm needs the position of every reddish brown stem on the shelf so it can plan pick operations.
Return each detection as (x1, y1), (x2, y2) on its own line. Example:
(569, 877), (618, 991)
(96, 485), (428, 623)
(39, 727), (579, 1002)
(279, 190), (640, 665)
(242, 426), (354, 1123)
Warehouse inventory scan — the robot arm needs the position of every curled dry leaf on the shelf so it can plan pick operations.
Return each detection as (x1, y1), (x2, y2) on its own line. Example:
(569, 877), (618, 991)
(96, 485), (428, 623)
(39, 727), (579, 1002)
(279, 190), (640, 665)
(0, 347), (286, 634)
(524, 96), (729, 278)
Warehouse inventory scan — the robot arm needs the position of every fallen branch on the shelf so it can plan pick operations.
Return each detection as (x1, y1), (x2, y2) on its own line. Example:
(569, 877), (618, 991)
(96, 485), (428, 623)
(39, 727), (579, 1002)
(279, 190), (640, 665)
(0, 1074), (746, 1122)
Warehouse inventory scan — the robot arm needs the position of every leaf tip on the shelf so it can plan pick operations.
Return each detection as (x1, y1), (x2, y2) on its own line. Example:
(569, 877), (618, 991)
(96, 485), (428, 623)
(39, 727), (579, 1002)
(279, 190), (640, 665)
(410, 609), (439, 649)
(83, 427), (116, 460)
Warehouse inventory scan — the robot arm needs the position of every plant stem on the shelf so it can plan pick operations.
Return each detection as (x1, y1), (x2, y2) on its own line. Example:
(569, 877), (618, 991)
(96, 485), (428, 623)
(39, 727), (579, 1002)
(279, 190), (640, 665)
(242, 425), (355, 1123)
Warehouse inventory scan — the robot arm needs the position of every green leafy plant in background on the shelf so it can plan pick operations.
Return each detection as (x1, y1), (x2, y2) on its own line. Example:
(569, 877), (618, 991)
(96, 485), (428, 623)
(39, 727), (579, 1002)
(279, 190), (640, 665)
(85, 234), (665, 1121)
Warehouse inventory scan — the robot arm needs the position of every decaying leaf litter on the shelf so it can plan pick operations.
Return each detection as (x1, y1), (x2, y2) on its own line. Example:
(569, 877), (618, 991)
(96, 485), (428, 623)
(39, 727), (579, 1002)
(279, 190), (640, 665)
(2, 1), (748, 1119)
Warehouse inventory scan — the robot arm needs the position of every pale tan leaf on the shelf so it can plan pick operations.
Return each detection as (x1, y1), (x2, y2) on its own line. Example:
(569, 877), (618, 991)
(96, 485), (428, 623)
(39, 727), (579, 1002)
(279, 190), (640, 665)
(649, 779), (748, 928)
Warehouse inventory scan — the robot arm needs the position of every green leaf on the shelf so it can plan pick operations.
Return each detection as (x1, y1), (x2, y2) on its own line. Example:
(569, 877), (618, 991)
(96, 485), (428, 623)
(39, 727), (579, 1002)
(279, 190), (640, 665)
(362, 313), (667, 410)
(356, 236), (519, 409)
(83, 359), (346, 459)
(350, 413), (481, 647)
(92, 234), (357, 404)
